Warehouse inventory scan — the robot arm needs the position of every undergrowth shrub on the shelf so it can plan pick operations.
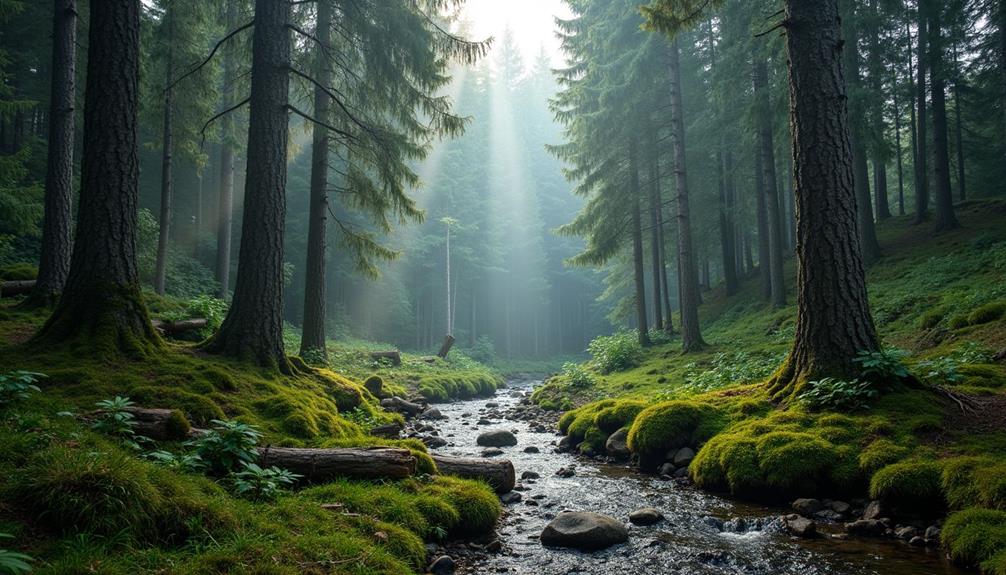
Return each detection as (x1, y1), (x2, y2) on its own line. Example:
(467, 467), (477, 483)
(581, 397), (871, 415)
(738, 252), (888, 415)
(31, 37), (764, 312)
(969, 302), (1006, 326)
(797, 378), (879, 411)
(561, 362), (594, 388)
(230, 462), (300, 501)
(0, 534), (31, 574)
(188, 419), (262, 475)
(0, 371), (42, 407)
(587, 331), (643, 373)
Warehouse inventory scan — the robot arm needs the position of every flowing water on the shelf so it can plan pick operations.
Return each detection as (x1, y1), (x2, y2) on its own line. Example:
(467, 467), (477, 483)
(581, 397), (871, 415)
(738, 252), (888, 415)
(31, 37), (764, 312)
(424, 379), (966, 575)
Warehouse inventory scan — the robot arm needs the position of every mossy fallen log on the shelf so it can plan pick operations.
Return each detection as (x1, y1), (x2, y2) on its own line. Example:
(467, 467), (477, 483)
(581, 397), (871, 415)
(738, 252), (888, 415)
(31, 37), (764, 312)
(151, 318), (209, 335)
(431, 454), (515, 494)
(257, 446), (417, 481)
(0, 280), (35, 297)
(370, 350), (401, 366)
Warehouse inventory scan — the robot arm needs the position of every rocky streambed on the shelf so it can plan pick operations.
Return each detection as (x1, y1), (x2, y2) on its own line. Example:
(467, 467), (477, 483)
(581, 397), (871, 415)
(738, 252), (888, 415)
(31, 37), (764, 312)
(407, 379), (966, 575)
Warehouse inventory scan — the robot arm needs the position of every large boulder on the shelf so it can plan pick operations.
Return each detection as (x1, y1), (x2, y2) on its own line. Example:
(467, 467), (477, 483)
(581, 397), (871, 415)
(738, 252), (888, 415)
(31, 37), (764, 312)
(605, 429), (631, 459)
(792, 498), (823, 516)
(783, 514), (817, 538)
(672, 447), (695, 467)
(540, 512), (629, 551)
(477, 429), (518, 447)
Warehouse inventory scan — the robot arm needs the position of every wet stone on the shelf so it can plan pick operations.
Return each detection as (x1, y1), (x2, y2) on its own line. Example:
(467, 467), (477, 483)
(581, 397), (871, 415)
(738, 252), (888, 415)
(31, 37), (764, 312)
(628, 508), (664, 526)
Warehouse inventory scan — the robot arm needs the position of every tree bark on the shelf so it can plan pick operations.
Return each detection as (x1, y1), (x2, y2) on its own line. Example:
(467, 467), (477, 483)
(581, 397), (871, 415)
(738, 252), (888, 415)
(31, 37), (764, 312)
(216, 0), (238, 300)
(630, 144), (651, 347)
(753, 147), (771, 299)
(1001, 0), (1006, 167)
(867, 0), (891, 221)
(24, 0), (75, 308)
(647, 145), (664, 331)
(893, 67), (906, 216)
(258, 446), (417, 482)
(914, 8), (930, 223)
(203, 0), (292, 372)
(665, 39), (705, 353)
(154, 8), (175, 296)
(708, 21), (738, 298)
(927, 0), (959, 232)
(952, 44), (965, 202)
(753, 56), (786, 308)
(31, 0), (160, 355)
(300, 0), (332, 360)
(431, 455), (516, 494)
(770, 0), (880, 399)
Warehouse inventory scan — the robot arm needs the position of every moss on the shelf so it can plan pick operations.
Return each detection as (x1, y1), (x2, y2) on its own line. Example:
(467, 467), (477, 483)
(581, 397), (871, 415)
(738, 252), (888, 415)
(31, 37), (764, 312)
(942, 457), (1006, 511)
(594, 400), (647, 435)
(422, 476), (500, 536)
(282, 412), (319, 438)
(859, 438), (910, 476)
(918, 308), (945, 330)
(627, 400), (721, 468)
(869, 461), (945, 514)
(949, 315), (972, 330)
(969, 302), (1006, 326)
(0, 263), (38, 280)
(163, 409), (192, 440)
(958, 364), (1006, 389)
(201, 366), (237, 392)
(131, 386), (225, 425)
(943, 508), (1006, 574)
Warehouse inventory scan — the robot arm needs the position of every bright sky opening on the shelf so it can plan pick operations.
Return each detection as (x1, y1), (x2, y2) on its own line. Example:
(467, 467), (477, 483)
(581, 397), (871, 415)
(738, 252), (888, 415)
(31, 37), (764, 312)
(456, 0), (572, 66)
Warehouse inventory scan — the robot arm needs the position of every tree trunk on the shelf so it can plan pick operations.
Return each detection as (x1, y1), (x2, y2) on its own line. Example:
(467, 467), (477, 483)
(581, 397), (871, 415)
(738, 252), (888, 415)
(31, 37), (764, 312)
(753, 147), (771, 299)
(914, 9), (930, 223)
(300, 0), (332, 360)
(630, 144), (651, 347)
(25, 0), (76, 308)
(431, 455), (516, 494)
(719, 150), (739, 297)
(658, 198), (674, 334)
(258, 446), (417, 482)
(867, 0), (892, 222)
(1001, 0), (1006, 167)
(753, 56), (786, 308)
(648, 146), (664, 331)
(874, 161), (890, 220)
(31, 0), (160, 355)
(215, 0), (238, 300)
(927, 0), (959, 232)
(952, 43), (966, 203)
(770, 0), (880, 399)
(154, 11), (175, 296)
(666, 39), (705, 353)
(843, 6), (882, 263)
(203, 0), (292, 372)
(893, 67), (906, 216)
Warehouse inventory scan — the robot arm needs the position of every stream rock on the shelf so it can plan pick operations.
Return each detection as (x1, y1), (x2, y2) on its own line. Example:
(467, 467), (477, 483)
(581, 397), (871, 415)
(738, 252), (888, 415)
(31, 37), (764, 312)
(605, 429), (631, 459)
(791, 498), (822, 516)
(862, 500), (888, 521)
(846, 519), (888, 537)
(783, 514), (817, 538)
(420, 407), (446, 420)
(672, 447), (695, 467)
(629, 508), (664, 526)
(540, 512), (629, 551)
(428, 555), (455, 575)
(477, 429), (518, 447)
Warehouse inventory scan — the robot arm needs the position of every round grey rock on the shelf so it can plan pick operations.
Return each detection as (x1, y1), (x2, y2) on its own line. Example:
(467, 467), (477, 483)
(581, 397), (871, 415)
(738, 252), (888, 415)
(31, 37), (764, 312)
(540, 512), (629, 551)
(477, 430), (517, 447)
(629, 508), (664, 526)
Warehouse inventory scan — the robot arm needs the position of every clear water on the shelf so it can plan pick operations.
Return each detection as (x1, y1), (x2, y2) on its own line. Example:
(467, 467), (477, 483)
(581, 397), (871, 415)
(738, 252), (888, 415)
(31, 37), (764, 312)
(427, 380), (965, 575)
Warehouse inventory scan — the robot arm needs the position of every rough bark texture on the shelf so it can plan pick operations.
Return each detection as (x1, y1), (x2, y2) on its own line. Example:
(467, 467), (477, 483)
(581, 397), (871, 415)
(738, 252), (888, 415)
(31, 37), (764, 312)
(215, 0), (238, 300)
(630, 145), (650, 347)
(914, 10), (930, 223)
(648, 150), (664, 331)
(952, 45), (966, 202)
(753, 56), (786, 308)
(32, 0), (160, 355)
(666, 39), (705, 353)
(710, 26), (738, 298)
(258, 446), (417, 482)
(753, 148), (771, 299)
(927, 1), (959, 232)
(203, 0), (292, 372)
(893, 73), (906, 216)
(154, 12), (175, 296)
(771, 0), (879, 399)
(25, 0), (76, 308)
(867, 0), (892, 222)
(299, 0), (332, 359)
(431, 455), (516, 494)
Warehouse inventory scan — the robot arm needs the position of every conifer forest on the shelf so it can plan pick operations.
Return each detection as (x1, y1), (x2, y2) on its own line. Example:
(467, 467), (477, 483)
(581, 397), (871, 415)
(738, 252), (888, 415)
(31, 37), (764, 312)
(2, 0), (1006, 573)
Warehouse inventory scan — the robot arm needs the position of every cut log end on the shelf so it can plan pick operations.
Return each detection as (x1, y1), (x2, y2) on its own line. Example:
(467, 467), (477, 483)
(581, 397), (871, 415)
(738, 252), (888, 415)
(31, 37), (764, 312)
(432, 454), (516, 494)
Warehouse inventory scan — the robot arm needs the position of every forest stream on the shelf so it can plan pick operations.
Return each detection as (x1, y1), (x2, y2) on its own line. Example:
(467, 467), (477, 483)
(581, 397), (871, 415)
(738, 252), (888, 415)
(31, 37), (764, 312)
(418, 379), (967, 575)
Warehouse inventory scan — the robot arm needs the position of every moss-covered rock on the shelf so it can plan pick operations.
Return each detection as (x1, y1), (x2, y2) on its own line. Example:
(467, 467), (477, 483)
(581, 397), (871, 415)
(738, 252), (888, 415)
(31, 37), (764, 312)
(942, 456), (1006, 511)
(869, 461), (945, 515)
(627, 400), (721, 470)
(943, 508), (1006, 574)
(969, 302), (1006, 326)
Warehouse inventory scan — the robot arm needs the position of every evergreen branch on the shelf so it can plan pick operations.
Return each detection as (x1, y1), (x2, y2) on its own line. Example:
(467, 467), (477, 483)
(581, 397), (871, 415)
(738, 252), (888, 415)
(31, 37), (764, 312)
(286, 104), (361, 144)
(199, 97), (250, 147)
(287, 66), (384, 144)
(166, 20), (254, 93)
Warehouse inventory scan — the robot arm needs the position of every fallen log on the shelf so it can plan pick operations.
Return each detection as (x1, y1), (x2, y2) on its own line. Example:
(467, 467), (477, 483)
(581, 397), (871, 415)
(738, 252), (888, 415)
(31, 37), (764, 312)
(432, 454), (515, 494)
(380, 396), (423, 417)
(370, 350), (402, 366)
(151, 318), (209, 335)
(0, 280), (35, 297)
(369, 422), (403, 439)
(257, 446), (417, 482)
(88, 407), (192, 441)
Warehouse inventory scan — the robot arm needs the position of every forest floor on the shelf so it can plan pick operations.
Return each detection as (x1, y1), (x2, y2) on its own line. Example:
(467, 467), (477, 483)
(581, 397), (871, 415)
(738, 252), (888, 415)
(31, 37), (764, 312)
(0, 299), (515, 572)
(533, 198), (1006, 574)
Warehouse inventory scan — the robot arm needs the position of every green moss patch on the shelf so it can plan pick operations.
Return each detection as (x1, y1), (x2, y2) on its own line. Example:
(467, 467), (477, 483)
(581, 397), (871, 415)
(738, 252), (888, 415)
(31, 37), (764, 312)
(627, 400), (723, 469)
(869, 461), (945, 515)
(943, 508), (1006, 575)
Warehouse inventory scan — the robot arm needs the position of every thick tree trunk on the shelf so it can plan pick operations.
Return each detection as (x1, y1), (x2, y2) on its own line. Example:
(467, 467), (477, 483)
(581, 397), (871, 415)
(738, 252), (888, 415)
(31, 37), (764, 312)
(927, 1), (959, 232)
(258, 446), (417, 482)
(154, 14), (175, 296)
(666, 39), (705, 353)
(431, 455), (516, 494)
(771, 0), (880, 399)
(25, 0), (75, 308)
(32, 0), (160, 355)
(952, 44), (966, 202)
(914, 10), (930, 223)
(867, 0), (892, 222)
(216, 0), (238, 300)
(843, 6), (882, 263)
(753, 56), (786, 308)
(203, 0), (292, 372)
(300, 0), (332, 360)
(630, 144), (651, 347)
(1002, 0), (1006, 166)
(874, 162), (890, 220)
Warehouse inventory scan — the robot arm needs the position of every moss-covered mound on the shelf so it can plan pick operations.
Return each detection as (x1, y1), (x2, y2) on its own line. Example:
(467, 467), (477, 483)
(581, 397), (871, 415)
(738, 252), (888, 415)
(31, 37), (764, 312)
(943, 508), (1006, 575)
(416, 373), (501, 403)
(627, 400), (723, 470)
(555, 399), (647, 454)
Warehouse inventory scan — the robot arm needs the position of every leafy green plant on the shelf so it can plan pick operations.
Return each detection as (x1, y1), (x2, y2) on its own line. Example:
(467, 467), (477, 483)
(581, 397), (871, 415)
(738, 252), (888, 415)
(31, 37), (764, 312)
(854, 348), (909, 381)
(916, 357), (963, 384)
(341, 407), (380, 429)
(0, 371), (43, 406)
(561, 362), (595, 388)
(230, 462), (300, 500)
(587, 331), (643, 373)
(798, 378), (879, 411)
(91, 397), (137, 438)
(142, 450), (204, 472)
(683, 352), (783, 392)
(0, 533), (32, 575)
(952, 342), (994, 364)
(188, 419), (262, 474)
